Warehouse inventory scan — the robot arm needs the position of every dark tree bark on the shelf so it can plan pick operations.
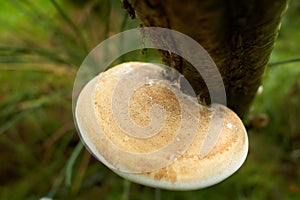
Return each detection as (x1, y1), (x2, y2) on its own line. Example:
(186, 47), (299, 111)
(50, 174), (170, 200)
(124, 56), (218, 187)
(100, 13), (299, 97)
(123, 0), (289, 118)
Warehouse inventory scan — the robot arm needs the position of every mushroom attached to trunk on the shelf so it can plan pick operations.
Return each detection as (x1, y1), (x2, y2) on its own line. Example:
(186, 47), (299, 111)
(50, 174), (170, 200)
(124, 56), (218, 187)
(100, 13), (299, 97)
(75, 62), (248, 190)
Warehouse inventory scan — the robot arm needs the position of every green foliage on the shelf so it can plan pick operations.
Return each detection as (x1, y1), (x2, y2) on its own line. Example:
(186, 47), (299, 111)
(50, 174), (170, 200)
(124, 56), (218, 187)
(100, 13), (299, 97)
(0, 0), (299, 199)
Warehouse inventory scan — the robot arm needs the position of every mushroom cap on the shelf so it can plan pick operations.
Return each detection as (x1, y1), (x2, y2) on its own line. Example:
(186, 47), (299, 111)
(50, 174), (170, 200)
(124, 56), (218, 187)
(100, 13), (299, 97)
(75, 62), (248, 190)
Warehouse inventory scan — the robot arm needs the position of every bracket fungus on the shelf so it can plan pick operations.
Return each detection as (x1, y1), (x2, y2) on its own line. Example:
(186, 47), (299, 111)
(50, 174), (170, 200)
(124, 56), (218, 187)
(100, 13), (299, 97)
(75, 62), (248, 190)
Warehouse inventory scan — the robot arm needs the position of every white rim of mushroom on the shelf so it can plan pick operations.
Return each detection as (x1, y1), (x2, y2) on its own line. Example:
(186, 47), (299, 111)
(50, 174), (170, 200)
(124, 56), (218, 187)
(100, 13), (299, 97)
(75, 62), (248, 190)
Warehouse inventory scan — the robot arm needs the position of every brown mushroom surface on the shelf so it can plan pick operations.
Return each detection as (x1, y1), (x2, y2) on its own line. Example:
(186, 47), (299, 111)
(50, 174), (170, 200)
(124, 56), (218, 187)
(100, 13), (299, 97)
(75, 62), (248, 190)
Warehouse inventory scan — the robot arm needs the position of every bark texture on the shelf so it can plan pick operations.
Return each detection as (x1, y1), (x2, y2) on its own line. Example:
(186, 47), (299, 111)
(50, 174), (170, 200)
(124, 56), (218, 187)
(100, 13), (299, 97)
(124, 0), (289, 118)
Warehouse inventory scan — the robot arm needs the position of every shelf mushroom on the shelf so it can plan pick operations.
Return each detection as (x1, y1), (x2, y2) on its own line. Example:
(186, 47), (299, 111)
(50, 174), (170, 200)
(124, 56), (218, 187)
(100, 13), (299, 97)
(75, 62), (248, 190)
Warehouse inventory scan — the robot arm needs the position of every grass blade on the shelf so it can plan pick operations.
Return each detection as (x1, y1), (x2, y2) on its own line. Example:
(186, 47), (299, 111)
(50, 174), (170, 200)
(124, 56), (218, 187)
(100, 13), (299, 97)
(0, 111), (29, 136)
(65, 142), (84, 186)
(269, 58), (300, 66)
(49, 0), (88, 53)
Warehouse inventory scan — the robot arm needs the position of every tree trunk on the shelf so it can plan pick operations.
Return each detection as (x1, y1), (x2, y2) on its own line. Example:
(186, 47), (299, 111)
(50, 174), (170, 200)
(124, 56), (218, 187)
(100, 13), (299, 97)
(123, 0), (289, 118)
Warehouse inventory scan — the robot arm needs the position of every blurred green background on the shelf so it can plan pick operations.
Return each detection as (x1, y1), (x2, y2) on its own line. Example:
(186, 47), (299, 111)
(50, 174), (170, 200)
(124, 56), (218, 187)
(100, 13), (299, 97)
(0, 0), (299, 199)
